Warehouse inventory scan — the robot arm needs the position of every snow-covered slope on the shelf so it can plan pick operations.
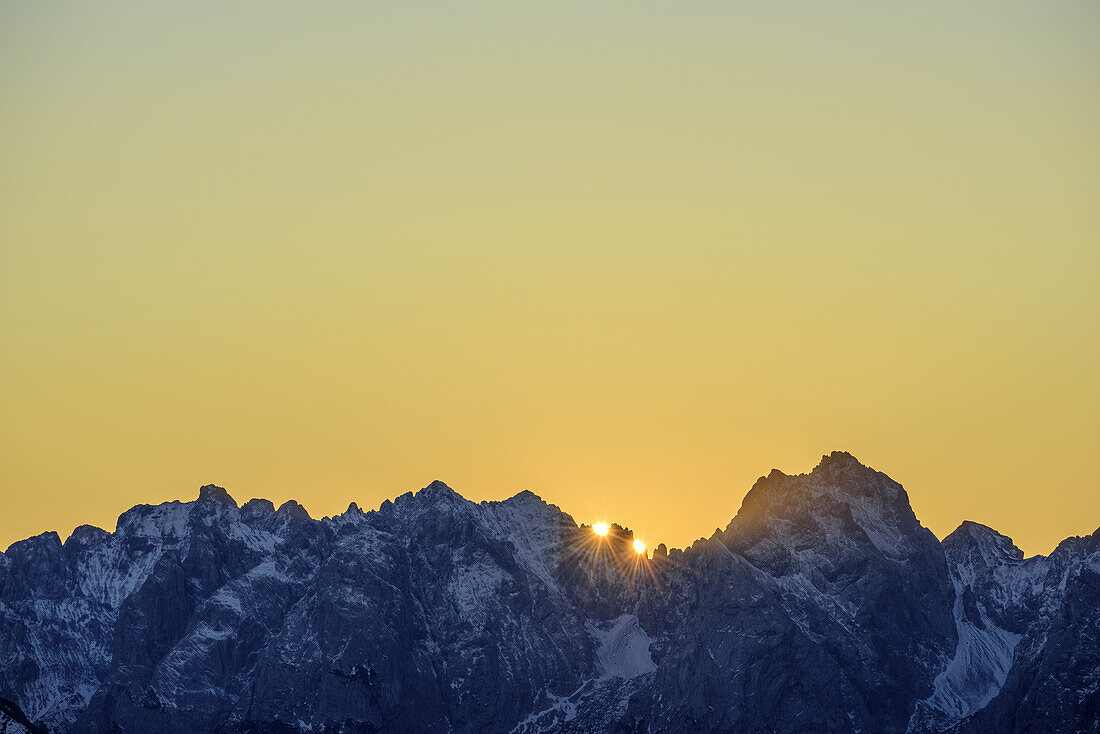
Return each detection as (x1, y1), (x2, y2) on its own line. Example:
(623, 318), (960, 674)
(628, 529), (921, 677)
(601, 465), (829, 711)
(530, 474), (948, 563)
(0, 454), (1096, 733)
(909, 522), (1028, 731)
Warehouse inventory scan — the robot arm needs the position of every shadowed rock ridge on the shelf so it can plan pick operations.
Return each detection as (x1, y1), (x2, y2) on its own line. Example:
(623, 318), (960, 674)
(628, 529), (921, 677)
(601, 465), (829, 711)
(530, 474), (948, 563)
(0, 453), (1096, 733)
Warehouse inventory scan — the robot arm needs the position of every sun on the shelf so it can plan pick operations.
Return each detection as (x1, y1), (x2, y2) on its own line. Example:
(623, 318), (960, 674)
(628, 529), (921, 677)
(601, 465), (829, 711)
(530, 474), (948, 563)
(632, 539), (645, 555)
(593, 522), (609, 537)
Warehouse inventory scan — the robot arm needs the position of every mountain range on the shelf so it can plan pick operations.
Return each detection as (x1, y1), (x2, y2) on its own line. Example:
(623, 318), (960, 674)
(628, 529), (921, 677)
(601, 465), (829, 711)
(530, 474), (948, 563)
(1, 451), (1096, 733)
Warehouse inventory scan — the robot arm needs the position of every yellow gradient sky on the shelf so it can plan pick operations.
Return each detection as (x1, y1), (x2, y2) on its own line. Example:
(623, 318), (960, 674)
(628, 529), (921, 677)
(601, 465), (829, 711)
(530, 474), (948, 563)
(1, 1), (1097, 555)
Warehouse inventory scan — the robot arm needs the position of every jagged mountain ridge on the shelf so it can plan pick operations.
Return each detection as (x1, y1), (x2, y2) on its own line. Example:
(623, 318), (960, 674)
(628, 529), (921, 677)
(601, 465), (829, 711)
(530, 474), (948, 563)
(0, 452), (1096, 733)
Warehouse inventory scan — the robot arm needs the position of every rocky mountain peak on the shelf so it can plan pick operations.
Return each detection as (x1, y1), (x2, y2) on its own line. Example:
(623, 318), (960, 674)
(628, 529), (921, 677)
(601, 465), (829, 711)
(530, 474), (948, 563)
(63, 524), (108, 550)
(1048, 525), (1100, 560)
(384, 480), (469, 518)
(943, 521), (1023, 561)
(241, 498), (276, 517)
(420, 479), (459, 498)
(501, 489), (545, 506)
(941, 522), (1026, 598)
(728, 452), (916, 542)
(814, 448), (864, 470)
(489, 489), (572, 526)
(197, 484), (236, 507)
(809, 450), (897, 489)
(4, 531), (62, 559)
(276, 499), (311, 521)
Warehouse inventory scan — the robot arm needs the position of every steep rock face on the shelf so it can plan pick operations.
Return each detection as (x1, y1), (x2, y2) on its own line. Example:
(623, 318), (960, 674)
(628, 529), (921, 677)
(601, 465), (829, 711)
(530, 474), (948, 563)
(656, 451), (958, 734)
(0, 695), (47, 734)
(634, 538), (873, 733)
(908, 521), (1028, 732)
(0, 454), (1096, 733)
(242, 485), (596, 733)
(945, 528), (1100, 734)
(0, 487), (328, 733)
(1, 530), (115, 731)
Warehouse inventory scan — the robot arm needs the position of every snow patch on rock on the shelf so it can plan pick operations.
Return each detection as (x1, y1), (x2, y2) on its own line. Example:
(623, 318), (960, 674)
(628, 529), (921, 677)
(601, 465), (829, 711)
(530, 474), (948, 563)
(911, 579), (1020, 731)
(588, 614), (656, 679)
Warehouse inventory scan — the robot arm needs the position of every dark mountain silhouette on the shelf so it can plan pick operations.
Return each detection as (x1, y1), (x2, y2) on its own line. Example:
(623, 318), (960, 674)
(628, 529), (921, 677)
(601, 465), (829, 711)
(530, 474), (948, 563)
(1, 452), (1096, 733)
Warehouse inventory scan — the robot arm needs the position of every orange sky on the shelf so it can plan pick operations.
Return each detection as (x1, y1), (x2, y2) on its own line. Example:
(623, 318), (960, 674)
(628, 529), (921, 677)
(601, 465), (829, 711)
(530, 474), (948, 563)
(1, 1), (1097, 555)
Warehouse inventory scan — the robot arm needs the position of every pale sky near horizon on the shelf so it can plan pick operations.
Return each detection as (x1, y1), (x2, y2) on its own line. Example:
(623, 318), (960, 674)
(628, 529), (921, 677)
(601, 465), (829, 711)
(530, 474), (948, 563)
(1, 1), (1097, 555)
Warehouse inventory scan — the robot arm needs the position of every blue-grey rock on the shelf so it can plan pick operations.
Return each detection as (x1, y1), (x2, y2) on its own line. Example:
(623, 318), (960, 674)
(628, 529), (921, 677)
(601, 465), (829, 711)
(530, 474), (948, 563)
(0, 454), (1095, 733)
